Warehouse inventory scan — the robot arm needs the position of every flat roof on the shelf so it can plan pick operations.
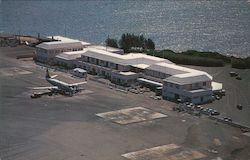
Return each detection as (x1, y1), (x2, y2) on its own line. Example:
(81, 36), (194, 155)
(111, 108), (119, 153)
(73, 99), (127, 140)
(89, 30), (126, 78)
(62, 50), (87, 55)
(137, 78), (163, 86)
(73, 68), (87, 73)
(147, 63), (188, 75)
(36, 41), (83, 50)
(82, 48), (173, 66)
(64, 47), (213, 84)
(164, 73), (212, 85)
(55, 52), (82, 60)
(42, 36), (213, 85)
(87, 45), (124, 53)
(132, 64), (150, 69)
(119, 71), (137, 76)
(48, 36), (80, 42)
(49, 36), (91, 46)
(189, 88), (211, 93)
(146, 62), (213, 84)
(212, 81), (223, 91)
(37, 36), (90, 50)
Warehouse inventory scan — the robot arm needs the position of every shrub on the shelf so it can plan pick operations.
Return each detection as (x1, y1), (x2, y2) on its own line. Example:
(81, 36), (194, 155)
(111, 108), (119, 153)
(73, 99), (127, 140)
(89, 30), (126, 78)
(231, 57), (250, 69)
(105, 38), (118, 48)
(106, 33), (155, 53)
(147, 50), (225, 67)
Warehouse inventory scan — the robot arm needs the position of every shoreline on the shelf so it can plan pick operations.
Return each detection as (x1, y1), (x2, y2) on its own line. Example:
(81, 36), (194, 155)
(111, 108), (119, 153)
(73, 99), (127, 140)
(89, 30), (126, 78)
(1, 33), (249, 69)
(1, 32), (249, 58)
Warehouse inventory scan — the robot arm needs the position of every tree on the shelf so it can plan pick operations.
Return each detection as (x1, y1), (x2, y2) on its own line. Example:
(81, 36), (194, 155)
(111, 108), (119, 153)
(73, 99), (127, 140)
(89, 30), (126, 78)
(119, 33), (130, 52)
(145, 38), (155, 50)
(105, 38), (118, 48)
(118, 33), (155, 53)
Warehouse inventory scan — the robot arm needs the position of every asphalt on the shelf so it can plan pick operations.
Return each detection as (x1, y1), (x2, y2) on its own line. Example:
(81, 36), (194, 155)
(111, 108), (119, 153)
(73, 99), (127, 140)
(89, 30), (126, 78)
(0, 45), (249, 160)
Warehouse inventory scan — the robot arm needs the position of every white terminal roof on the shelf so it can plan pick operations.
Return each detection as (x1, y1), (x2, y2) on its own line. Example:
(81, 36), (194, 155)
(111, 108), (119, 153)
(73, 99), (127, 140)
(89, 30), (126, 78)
(37, 41), (83, 50)
(81, 48), (212, 83)
(82, 48), (173, 66)
(164, 69), (212, 85)
(48, 36), (80, 42)
(145, 62), (212, 84)
(165, 74), (212, 85)
(49, 36), (91, 46)
(119, 71), (137, 76)
(55, 50), (84, 60)
(87, 45), (124, 53)
(147, 62), (189, 75)
(39, 36), (213, 84)
(132, 64), (150, 69)
(36, 36), (90, 50)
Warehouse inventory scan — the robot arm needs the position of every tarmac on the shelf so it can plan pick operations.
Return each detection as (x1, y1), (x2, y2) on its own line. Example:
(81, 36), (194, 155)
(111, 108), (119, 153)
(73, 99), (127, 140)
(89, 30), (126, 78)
(0, 45), (250, 160)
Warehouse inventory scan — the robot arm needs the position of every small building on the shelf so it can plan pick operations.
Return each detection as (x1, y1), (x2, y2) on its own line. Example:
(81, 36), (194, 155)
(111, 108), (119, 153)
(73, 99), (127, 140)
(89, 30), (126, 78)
(162, 72), (213, 104)
(55, 51), (83, 68)
(111, 71), (140, 87)
(35, 36), (89, 63)
(72, 68), (87, 78)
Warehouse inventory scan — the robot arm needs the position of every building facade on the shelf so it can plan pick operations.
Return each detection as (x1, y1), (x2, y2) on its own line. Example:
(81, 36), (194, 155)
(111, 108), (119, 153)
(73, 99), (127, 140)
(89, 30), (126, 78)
(35, 35), (222, 104)
(162, 73), (213, 104)
(35, 36), (89, 63)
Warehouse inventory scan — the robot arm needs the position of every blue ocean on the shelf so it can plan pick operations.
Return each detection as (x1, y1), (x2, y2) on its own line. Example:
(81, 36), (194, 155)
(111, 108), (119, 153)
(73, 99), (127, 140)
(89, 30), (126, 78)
(1, 0), (250, 57)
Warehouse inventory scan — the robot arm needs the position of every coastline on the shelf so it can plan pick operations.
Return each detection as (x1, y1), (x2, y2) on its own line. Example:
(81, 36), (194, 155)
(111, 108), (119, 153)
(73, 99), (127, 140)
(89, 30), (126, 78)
(146, 49), (250, 69)
(1, 33), (250, 69)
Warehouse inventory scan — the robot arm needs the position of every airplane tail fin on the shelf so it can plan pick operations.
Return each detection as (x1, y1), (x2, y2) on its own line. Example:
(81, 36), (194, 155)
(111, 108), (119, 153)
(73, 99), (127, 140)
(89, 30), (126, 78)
(46, 68), (51, 78)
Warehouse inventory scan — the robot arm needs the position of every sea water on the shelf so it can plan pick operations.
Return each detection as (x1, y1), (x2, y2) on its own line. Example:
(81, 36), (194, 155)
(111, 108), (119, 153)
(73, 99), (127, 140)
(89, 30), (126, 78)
(1, 0), (249, 57)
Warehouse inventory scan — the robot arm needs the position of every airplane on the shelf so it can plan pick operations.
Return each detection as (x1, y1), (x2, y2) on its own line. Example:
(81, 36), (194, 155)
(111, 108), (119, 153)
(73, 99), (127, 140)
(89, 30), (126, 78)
(31, 68), (87, 98)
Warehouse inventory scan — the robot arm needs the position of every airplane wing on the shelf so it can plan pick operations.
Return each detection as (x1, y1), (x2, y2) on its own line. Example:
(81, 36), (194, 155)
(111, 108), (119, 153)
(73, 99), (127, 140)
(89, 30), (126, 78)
(31, 86), (58, 90)
(68, 81), (87, 86)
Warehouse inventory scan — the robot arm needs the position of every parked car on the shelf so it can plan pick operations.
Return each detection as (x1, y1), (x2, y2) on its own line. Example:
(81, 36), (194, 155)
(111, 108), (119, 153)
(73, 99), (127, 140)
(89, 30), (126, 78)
(211, 110), (220, 116)
(215, 95), (221, 100)
(154, 96), (161, 100)
(217, 90), (226, 96)
(229, 72), (238, 77)
(221, 89), (226, 96)
(194, 105), (201, 110)
(223, 117), (232, 122)
(208, 108), (214, 113)
(236, 76), (242, 80)
(201, 108), (210, 115)
(186, 104), (192, 110)
(237, 104), (243, 110)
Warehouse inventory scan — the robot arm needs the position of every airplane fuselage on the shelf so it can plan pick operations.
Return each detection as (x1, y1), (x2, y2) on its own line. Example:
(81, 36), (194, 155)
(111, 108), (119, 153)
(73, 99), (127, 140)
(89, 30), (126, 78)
(46, 78), (75, 93)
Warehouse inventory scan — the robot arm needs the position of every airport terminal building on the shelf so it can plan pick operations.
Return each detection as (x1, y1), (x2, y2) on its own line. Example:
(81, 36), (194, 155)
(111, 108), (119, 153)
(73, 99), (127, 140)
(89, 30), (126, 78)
(35, 36), (221, 104)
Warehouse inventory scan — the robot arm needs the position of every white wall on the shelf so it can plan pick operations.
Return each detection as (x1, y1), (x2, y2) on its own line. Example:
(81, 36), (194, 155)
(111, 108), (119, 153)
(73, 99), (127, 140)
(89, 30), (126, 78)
(162, 80), (213, 104)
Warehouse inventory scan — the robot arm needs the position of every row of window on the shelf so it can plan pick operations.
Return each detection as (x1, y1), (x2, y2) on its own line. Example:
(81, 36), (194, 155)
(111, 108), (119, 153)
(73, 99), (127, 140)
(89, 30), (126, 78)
(165, 81), (207, 90)
(82, 56), (119, 70)
(165, 82), (180, 89)
(145, 70), (167, 79)
(38, 47), (83, 54)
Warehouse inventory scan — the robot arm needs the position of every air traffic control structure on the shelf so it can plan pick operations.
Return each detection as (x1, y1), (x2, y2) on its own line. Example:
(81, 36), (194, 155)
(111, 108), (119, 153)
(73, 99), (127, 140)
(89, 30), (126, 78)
(35, 36), (223, 104)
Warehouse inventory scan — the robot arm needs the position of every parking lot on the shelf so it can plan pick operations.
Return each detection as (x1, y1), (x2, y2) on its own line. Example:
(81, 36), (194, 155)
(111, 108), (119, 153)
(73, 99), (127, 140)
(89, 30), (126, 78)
(0, 45), (250, 160)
